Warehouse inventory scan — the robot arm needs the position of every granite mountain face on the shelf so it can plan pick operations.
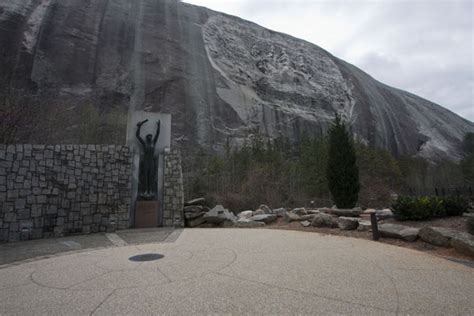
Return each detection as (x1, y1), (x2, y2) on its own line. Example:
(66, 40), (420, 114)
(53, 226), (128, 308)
(1, 0), (472, 160)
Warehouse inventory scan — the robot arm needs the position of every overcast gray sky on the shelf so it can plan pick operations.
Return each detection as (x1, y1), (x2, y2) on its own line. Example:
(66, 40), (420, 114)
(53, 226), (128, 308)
(184, 0), (473, 121)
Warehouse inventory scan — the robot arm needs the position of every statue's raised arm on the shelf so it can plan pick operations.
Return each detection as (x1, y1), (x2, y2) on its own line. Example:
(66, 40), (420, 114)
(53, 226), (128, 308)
(136, 119), (148, 147)
(153, 120), (161, 145)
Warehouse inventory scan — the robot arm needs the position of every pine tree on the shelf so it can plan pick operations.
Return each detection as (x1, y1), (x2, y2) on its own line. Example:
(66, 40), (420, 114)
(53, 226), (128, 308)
(326, 113), (360, 208)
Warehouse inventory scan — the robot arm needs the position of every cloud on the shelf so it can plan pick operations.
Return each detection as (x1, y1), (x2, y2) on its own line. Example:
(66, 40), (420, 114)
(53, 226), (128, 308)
(184, 0), (474, 121)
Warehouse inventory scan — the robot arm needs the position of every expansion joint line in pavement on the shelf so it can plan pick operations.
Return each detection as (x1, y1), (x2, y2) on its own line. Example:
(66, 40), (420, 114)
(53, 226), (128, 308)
(105, 233), (128, 247)
(89, 289), (116, 316)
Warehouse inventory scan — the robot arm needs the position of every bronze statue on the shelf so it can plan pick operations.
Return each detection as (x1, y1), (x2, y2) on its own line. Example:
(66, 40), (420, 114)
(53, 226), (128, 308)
(136, 119), (160, 199)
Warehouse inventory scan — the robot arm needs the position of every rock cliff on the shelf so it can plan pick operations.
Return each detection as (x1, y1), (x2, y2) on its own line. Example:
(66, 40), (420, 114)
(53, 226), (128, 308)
(1, 0), (472, 160)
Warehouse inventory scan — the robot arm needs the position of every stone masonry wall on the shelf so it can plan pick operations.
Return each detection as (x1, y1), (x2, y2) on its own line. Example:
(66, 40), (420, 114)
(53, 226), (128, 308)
(0, 145), (133, 242)
(163, 148), (184, 227)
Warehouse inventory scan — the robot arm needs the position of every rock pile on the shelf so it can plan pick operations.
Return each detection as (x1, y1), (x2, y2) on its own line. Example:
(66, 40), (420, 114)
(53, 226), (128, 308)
(183, 200), (281, 228)
(184, 201), (378, 230)
(184, 202), (473, 256)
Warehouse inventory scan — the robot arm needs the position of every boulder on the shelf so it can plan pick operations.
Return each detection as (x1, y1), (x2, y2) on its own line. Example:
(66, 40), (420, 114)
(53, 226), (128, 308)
(357, 220), (372, 231)
(184, 198), (206, 206)
(283, 212), (301, 222)
(184, 211), (207, 220)
(450, 234), (474, 257)
(306, 209), (320, 215)
(273, 208), (287, 217)
(248, 214), (277, 224)
(299, 214), (316, 221)
(321, 207), (362, 217)
(220, 220), (235, 228)
(376, 209), (394, 220)
(363, 208), (376, 215)
(186, 215), (206, 228)
(300, 221), (311, 227)
(198, 223), (216, 228)
(418, 226), (471, 247)
(254, 209), (265, 216)
(419, 227), (455, 246)
(292, 208), (307, 216)
(203, 205), (237, 224)
(378, 224), (419, 242)
(184, 205), (204, 213)
(236, 219), (265, 228)
(238, 210), (254, 219)
(311, 213), (337, 228)
(337, 217), (360, 230)
(419, 226), (474, 256)
(259, 204), (273, 214)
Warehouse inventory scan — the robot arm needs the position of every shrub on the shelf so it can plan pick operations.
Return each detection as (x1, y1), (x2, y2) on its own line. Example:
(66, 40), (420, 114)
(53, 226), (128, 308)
(393, 196), (437, 221)
(392, 196), (453, 221)
(443, 196), (469, 216)
(467, 217), (474, 235)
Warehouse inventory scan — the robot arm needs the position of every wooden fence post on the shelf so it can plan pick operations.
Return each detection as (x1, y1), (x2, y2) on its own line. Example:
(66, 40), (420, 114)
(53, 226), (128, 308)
(370, 213), (380, 241)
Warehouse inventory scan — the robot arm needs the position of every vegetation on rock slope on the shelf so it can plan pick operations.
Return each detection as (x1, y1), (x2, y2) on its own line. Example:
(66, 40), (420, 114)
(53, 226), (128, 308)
(184, 131), (471, 212)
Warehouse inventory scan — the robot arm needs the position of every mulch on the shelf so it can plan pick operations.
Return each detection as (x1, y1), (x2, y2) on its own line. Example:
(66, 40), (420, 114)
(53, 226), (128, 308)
(264, 217), (474, 262)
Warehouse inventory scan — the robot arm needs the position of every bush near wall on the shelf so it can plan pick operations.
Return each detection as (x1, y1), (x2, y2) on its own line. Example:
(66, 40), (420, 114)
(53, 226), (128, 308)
(392, 196), (468, 221)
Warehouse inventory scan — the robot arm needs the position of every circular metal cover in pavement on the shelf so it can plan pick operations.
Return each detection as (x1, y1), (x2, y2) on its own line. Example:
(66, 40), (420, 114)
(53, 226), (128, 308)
(128, 253), (164, 262)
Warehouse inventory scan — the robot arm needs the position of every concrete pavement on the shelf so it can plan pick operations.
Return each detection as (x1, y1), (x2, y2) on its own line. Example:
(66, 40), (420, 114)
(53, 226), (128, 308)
(0, 228), (180, 266)
(1, 229), (473, 315)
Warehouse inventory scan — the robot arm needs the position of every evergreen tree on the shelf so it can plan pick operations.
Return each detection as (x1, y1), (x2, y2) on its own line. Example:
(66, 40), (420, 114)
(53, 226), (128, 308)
(326, 114), (360, 208)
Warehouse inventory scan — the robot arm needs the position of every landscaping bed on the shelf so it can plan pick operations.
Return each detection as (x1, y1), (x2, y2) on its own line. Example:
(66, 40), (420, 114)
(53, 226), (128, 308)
(183, 197), (474, 261)
(264, 217), (474, 263)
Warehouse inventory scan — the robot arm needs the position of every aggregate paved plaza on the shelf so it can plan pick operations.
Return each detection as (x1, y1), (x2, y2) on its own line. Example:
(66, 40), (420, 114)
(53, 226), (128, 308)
(1, 229), (473, 315)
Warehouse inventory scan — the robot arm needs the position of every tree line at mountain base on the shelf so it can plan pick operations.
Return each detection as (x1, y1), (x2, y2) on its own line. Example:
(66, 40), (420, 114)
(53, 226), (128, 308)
(183, 132), (473, 212)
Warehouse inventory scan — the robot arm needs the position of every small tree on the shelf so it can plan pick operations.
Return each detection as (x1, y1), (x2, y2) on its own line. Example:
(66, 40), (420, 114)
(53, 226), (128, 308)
(326, 113), (360, 208)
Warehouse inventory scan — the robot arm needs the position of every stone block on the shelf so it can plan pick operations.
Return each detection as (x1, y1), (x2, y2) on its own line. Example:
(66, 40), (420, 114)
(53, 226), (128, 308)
(8, 232), (19, 242)
(31, 228), (43, 239)
(37, 195), (47, 204)
(9, 222), (19, 231)
(18, 167), (27, 176)
(83, 216), (92, 225)
(27, 195), (35, 204)
(69, 212), (80, 221)
(7, 190), (19, 199)
(46, 205), (57, 214)
(54, 226), (64, 237)
(0, 229), (8, 242)
(58, 208), (67, 217)
(93, 214), (102, 224)
(82, 225), (91, 234)
(17, 209), (31, 220)
(15, 199), (26, 210)
(4, 213), (16, 222)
